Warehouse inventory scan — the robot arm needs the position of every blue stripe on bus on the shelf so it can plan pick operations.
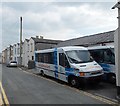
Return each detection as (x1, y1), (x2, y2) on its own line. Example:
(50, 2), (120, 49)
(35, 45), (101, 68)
(54, 48), (58, 78)
(65, 68), (79, 81)
(65, 68), (76, 77)
(99, 63), (111, 72)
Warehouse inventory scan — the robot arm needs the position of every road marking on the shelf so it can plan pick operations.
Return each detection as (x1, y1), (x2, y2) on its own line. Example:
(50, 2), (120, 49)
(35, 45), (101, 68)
(0, 81), (10, 106)
(18, 68), (22, 71)
(20, 68), (118, 105)
(94, 93), (118, 103)
(0, 92), (3, 106)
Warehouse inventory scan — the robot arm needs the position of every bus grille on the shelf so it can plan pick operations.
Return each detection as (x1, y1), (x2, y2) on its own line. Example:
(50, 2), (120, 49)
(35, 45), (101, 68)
(90, 71), (101, 75)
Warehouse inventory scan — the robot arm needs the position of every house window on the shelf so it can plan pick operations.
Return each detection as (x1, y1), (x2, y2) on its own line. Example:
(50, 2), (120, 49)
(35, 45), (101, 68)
(28, 44), (29, 52)
(31, 43), (33, 52)
(15, 48), (16, 54)
(17, 48), (20, 54)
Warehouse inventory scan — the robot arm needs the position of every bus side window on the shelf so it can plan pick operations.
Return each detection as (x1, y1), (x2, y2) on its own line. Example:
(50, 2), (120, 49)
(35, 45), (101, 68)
(37, 53), (44, 63)
(43, 52), (54, 64)
(59, 53), (70, 68)
(35, 53), (38, 62)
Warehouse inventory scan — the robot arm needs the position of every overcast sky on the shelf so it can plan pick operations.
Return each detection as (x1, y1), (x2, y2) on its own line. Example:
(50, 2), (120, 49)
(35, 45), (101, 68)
(1, 1), (118, 52)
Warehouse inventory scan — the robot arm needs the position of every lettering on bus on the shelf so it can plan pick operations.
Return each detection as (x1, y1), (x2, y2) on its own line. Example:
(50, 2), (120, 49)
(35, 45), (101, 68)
(37, 63), (50, 69)
(87, 65), (100, 70)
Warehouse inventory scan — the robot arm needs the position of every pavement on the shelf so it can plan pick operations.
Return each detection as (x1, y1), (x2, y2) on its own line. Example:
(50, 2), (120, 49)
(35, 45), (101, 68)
(0, 92), (2, 106)
(1, 64), (119, 104)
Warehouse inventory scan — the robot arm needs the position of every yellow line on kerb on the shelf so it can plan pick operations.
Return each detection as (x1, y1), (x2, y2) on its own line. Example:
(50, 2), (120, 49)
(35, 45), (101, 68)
(0, 93), (3, 106)
(0, 81), (9, 106)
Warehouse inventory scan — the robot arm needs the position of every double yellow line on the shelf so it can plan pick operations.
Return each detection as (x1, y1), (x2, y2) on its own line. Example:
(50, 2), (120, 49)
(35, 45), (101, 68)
(0, 81), (9, 106)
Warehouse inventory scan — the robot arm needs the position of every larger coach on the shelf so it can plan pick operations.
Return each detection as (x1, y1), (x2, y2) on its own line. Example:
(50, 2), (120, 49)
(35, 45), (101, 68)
(88, 46), (115, 83)
(35, 46), (103, 87)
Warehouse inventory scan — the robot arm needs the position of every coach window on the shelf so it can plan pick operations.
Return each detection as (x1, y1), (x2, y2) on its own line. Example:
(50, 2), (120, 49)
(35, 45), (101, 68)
(104, 49), (115, 64)
(90, 50), (104, 63)
(59, 53), (70, 68)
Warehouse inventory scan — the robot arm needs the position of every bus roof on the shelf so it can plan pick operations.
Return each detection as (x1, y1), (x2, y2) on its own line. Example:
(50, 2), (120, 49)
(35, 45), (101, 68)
(87, 45), (114, 50)
(35, 46), (88, 53)
(60, 46), (88, 51)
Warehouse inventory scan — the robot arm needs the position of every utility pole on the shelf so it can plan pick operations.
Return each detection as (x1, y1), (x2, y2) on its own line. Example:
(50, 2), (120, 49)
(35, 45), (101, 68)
(112, 2), (120, 101)
(20, 17), (22, 66)
(9, 45), (11, 61)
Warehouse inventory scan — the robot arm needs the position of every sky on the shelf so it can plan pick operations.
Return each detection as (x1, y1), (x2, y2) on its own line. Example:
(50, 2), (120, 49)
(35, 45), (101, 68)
(1, 0), (118, 52)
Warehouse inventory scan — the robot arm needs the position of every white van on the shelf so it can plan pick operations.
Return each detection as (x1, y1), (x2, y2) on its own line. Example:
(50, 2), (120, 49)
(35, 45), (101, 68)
(35, 46), (103, 87)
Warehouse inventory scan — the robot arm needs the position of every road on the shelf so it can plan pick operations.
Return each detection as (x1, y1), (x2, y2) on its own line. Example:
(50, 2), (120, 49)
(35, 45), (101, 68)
(1, 64), (118, 104)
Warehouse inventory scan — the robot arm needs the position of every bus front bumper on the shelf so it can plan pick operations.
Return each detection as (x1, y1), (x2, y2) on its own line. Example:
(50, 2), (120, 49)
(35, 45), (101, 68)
(78, 75), (103, 84)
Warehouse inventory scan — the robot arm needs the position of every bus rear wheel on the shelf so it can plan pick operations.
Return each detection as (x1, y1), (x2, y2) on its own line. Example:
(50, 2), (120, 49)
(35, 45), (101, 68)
(40, 70), (45, 76)
(69, 77), (79, 88)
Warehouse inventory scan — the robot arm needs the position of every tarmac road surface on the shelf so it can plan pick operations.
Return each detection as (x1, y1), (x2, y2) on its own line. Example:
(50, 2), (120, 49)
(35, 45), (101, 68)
(1, 64), (118, 104)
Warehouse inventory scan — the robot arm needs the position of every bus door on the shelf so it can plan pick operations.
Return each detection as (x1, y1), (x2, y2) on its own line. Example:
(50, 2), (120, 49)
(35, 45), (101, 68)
(58, 51), (70, 82)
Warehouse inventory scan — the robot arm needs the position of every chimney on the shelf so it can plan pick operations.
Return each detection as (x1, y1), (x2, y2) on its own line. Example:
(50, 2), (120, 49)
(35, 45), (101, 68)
(36, 36), (39, 39)
(40, 36), (43, 39)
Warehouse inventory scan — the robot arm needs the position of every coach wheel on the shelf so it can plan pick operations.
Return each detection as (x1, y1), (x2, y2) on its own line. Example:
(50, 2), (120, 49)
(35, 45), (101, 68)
(108, 74), (116, 84)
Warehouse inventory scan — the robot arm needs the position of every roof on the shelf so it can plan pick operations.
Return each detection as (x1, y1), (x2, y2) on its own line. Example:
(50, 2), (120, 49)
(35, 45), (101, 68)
(59, 46), (87, 51)
(25, 39), (29, 42)
(35, 43), (56, 50)
(31, 37), (62, 44)
(112, 2), (120, 9)
(17, 42), (24, 45)
(57, 30), (115, 47)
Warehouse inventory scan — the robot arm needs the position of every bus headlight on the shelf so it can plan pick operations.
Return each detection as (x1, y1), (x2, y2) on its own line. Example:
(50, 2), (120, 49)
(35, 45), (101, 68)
(79, 72), (85, 76)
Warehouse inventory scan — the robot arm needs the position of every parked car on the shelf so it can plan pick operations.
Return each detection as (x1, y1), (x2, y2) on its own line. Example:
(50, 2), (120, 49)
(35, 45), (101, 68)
(7, 61), (17, 67)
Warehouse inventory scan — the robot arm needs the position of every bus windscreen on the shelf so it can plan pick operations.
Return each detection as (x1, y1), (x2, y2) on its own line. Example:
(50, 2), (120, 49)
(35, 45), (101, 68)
(66, 50), (93, 64)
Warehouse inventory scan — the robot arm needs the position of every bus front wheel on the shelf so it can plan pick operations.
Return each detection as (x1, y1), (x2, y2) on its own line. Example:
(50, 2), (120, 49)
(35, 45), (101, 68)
(69, 77), (79, 87)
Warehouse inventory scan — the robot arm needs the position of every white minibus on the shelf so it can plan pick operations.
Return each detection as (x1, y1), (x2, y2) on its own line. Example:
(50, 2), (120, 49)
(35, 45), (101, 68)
(35, 46), (103, 87)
